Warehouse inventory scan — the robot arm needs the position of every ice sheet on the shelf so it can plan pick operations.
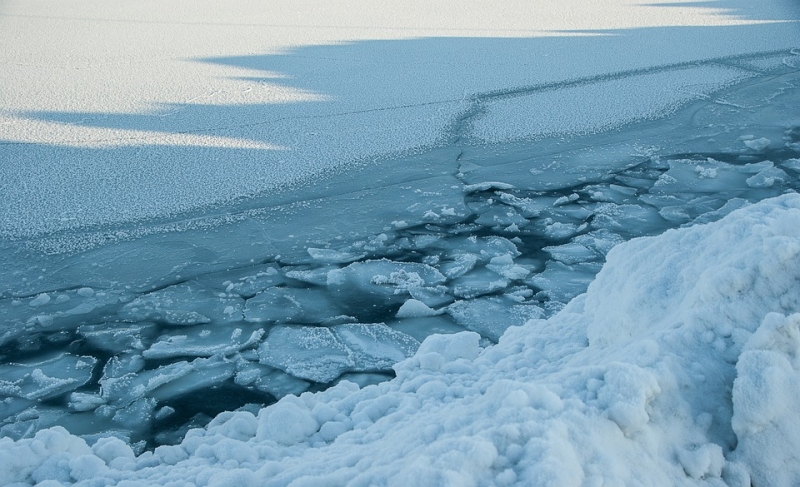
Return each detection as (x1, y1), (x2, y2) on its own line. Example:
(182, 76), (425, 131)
(1, 1), (799, 237)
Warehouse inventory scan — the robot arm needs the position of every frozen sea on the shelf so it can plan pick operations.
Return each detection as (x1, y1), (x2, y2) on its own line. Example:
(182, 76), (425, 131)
(2, 1), (800, 486)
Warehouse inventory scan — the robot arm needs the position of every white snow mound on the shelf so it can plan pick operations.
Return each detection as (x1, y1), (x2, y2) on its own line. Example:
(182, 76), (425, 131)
(3, 194), (800, 486)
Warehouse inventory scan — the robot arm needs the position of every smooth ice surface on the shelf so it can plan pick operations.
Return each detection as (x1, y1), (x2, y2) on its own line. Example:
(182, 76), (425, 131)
(1, 0), (800, 237)
(4, 194), (800, 485)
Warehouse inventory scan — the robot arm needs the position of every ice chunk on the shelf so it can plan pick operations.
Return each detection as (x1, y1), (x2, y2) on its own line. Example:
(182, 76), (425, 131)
(284, 266), (340, 286)
(586, 183), (638, 204)
(528, 261), (602, 303)
(258, 325), (353, 383)
(0, 397), (35, 421)
(327, 259), (446, 319)
(572, 229), (624, 256)
(193, 264), (285, 298)
(29, 293), (51, 307)
(549, 202), (593, 222)
(120, 283), (244, 326)
(333, 323), (420, 371)
(332, 259), (446, 290)
(670, 195), (731, 223)
(233, 361), (310, 398)
(258, 324), (418, 383)
(102, 353), (145, 380)
(407, 286), (454, 308)
(336, 373), (392, 389)
(745, 165), (788, 188)
(142, 324), (265, 359)
(0, 354), (97, 402)
(678, 444), (724, 480)
(387, 315), (466, 342)
(591, 203), (665, 237)
(78, 322), (158, 353)
(68, 393), (106, 413)
(743, 137), (771, 151)
(148, 357), (236, 403)
(638, 192), (693, 213)
(532, 219), (582, 240)
(542, 242), (601, 265)
(614, 174), (655, 190)
(485, 254), (531, 280)
(553, 193), (580, 206)
(650, 159), (747, 194)
(447, 297), (544, 342)
(100, 361), (194, 408)
(413, 331), (482, 363)
(0, 289), (127, 348)
(657, 205), (691, 224)
(438, 253), (479, 279)
(495, 193), (557, 218)
(410, 234), (442, 250)
(244, 287), (341, 324)
(690, 198), (750, 225)
(738, 160), (775, 174)
(110, 397), (158, 431)
(256, 397), (320, 446)
(396, 299), (440, 318)
(441, 236), (520, 263)
(473, 205), (528, 229)
(0, 407), (70, 442)
(307, 247), (366, 264)
(450, 268), (510, 299)
(100, 356), (235, 410)
(463, 181), (514, 193)
(780, 158), (800, 172)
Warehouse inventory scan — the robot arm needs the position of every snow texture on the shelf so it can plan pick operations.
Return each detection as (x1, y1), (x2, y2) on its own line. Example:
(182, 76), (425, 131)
(1, 0), (799, 237)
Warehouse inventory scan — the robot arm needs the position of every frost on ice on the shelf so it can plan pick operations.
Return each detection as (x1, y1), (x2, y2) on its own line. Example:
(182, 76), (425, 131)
(3, 192), (800, 485)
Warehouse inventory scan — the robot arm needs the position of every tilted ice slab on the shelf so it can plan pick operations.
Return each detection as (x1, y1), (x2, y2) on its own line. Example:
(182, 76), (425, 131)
(4, 193), (800, 485)
(258, 323), (420, 383)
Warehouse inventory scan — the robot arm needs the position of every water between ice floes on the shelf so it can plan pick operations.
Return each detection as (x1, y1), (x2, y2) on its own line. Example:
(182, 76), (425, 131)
(1, 57), (799, 451)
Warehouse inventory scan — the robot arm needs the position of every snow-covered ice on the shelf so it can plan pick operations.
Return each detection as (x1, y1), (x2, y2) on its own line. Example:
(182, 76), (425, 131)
(1, 0), (800, 485)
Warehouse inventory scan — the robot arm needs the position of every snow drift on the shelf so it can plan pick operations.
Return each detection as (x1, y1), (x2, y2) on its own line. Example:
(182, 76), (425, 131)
(3, 193), (800, 486)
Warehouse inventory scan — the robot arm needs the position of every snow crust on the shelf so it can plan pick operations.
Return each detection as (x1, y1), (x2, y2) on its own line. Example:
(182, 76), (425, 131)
(2, 1), (800, 236)
(3, 194), (800, 485)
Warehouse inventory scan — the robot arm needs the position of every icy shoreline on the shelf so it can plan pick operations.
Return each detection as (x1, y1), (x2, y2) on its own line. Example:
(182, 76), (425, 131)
(4, 192), (800, 486)
(1, 60), (800, 453)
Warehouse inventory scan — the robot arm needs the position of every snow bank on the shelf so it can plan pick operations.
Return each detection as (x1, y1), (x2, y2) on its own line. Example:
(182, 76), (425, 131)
(4, 194), (800, 485)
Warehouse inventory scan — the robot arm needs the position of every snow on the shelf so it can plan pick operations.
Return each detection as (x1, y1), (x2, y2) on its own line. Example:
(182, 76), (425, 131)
(2, 0), (799, 238)
(2, 0), (800, 485)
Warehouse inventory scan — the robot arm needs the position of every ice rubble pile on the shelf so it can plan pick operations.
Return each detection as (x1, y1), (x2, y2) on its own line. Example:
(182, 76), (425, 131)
(4, 191), (800, 486)
(1, 143), (799, 448)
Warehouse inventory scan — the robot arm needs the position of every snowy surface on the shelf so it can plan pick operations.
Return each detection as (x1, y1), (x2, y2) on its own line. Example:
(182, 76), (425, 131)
(2, 0), (800, 486)
(1, 0), (799, 237)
